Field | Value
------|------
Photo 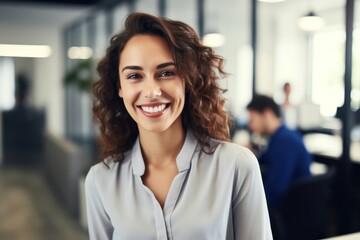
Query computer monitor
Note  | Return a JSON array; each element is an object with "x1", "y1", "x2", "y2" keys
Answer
[{"x1": 298, "y1": 102, "x2": 322, "y2": 130}]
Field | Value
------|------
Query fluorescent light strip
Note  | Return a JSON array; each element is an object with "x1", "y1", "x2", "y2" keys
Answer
[
  {"x1": 202, "y1": 33, "x2": 226, "y2": 48},
  {"x1": 0, "y1": 44, "x2": 52, "y2": 58},
  {"x1": 68, "y1": 47, "x2": 93, "y2": 59}
]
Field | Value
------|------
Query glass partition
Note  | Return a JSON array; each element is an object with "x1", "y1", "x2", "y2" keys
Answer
[
  {"x1": 113, "y1": 4, "x2": 129, "y2": 34},
  {"x1": 214, "y1": 0, "x2": 251, "y2": 115},
  {"x1": 312, "y1": 2, "x2": 345, "y2": 117},
  {"x1": 257, "y1": 0, "x2": 345, "y2": 119},
  {"x1": 166, "y1": 0, "x2": 198, "y2": 33},
  {"x1": 135, "y1": 0, "x2": 158, "y2": 15}
]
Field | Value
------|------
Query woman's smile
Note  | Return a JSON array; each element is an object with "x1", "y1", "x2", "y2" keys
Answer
[
  {"x1": 118, "y1": 34, "x2": 185, "y2": 133},
  {"x1": 137, "y1": 102, "x2": 171, "y2": 118}
]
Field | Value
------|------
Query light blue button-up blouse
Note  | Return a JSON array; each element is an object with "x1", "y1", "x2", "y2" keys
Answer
[{"x1": 85, "y1": 131, "x2": 272, "y2": 240}]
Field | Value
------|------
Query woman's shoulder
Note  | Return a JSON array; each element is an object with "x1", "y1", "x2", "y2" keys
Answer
[
  {"x1": 85, "y1": 151, "x2": 133, "y2": 200},
  {"x1": 214, "y1": 142, "x2": 263, "y2": 197},
  {"x1": 87, "y1": 151, "x2": 131, "y2": 180},
  {"x1": 214, "y1": 140, "x2": 259, "y2": 170}
]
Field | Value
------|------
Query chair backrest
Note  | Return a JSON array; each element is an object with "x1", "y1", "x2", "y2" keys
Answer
[
  {"x1": 2, "y1": 107, "x2": 45, "y2": 166},
  {"x1": 278, "y1": 167, "x2": 336, "y2": 240}
]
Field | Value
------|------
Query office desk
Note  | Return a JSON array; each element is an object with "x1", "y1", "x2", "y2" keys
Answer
[
  {"x1": 232, "y1": 130, "x2": 360, "y2": 163},
  {"x1": 303, "y1": 133, "x2": 360, "y2": 164},
  {"x1": 322, "y1": 232, "x2": 360, "y2": 240}
]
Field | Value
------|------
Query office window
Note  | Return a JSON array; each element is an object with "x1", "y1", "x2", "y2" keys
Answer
[
  {"x1": 135, "y1": 0, "x2": 157, "y2": 15},
  {"x1": 166, "y1": 0, "x2": 197, "y2": 33},
  {"x1": 0, "y1": 58, "x2": 15, "y2": 110},
  {"x1": 113, "y1": 4, "x2": 128, "y2": 34},
  {"x1": 312, "y1": 29, "x2": 360, "y2": 116},
  {"x1": 94, "y1": 12, "x2": 107, "y2": 60},
  {"x1": 312, "y1": 30, "x2": 345, "y2": 116}
]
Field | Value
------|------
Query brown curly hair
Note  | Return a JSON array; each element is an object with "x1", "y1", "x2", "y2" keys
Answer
[{"x1": 93, "y1": 12, "x2": 230, "y2": 162}]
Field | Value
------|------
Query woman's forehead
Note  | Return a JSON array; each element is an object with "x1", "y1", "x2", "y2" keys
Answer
[{"x1": 119, "y1": 34, "x2": 174, "y2": 68}]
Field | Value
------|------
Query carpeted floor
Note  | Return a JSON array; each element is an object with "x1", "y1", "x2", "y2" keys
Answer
[{"x1": 0, "y1": 167, "x2": 88, "y2": 240}]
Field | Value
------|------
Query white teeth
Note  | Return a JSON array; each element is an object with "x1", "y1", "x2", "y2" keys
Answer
[{"x1": 141, "y1": 104, "x2": 166, "y2": 113}]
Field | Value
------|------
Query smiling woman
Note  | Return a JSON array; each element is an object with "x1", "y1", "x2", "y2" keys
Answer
[
  {"x1": 86, "y1": 12, "x2": 272, "y2": 240},
  {"x1": 118, "y1": 34, "x2": 185, "y2": 134}
]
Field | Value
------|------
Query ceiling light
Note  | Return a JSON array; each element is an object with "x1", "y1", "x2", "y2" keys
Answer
[
  {"x1": 68, "y1": 47, "x2": 93, "y2": 59},
  {"x1": 202, "y1": 33, "x2": 226, "y2": 48},
  {"x1": 0, "y1": 44, "x2": 52, "y2": 58},
  {"x1": 298, "y1": 11, "x2": 325, "y2": 32}
]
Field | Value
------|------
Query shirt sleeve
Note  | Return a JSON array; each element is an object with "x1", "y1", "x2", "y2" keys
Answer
[
  {"x1": 232, "y1": 148, "x2": 273, "y2": 240},
  {"x1": 85, "y1": 166, "x2": 114, "y2": 240}
]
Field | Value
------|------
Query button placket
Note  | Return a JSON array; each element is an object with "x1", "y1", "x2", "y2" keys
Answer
[
  {"x1": 163, "y1": 170, "x2": 189, "y2": 240},
  {"x1": 139, "y1": 176, "x2": 168, "y2": 240}
]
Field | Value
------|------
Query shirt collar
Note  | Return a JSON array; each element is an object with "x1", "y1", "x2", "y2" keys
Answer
[
  {"x1": 275, "y1": 124, "x2": 286, "y2": 134},
  {"x1": 270, "y1": 124, "x2": 286, "y2": 140},
  {"x1": 131, "y1": 130, "x2": 198, "y2": 176}
]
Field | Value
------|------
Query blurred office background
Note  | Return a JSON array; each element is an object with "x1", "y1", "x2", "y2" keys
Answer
[{"x1": 0, "y1": 0, "x2": 360, "y2": 239}]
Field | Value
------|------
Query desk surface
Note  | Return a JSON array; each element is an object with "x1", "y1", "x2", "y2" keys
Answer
[
  {"x1": 232, "y1": 130, "x2": 360, "y2": 163},
  {"x1": 322, "y1": 232, "x2": 360, "y2": 240},
  {"x1": 303, "y1": 133, "x2": 360, "y2": 163}
]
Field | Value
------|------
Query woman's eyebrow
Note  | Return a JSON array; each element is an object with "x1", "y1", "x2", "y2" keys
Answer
[
  {"x1": 121, "y1": 66, "x2": 142, "y2": 72},
  {"x1": 156, "y1": 62, "x2": 175, "y2": 69},
  {"x1": 121, "y1": 62, "x2": 175, "y2": 72}
]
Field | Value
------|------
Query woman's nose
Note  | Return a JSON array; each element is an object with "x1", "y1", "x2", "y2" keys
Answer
[{"x1": 145, "y1": 80, "x2": 162, "y2": 98}]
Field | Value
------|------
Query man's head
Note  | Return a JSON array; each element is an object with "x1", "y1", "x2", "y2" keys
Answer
[
  {"x1": 15, "y1": 74, "x2": 30, "y2": 104},
  {"x1": 246, "y1": 95, "x2": 282, "y2": 135}
]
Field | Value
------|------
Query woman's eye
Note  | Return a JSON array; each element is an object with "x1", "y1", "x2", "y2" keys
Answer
[
  {"x1": 127, "y1": 73, "x2": 141, "y2": 80},
  {"x1": 159, "y1": 71, "x2": 175, "y2": 78}
]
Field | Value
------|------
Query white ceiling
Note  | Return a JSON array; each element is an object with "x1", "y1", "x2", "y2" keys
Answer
[
  {"x1": 0, "y1": 0, "x2": 353, "y2": 28},
  {"x1": 0, "y1": 2, "x2": 91, "y2": 27}
]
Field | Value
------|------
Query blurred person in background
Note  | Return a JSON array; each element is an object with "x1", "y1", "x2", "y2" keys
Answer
[
  {"x1": 85, "y1": 13, "x2": 272, "y2": 240},
  {"x1": 246, "y1": 95, "x2": 312, "y2": 209},
  {"x1": 281, "y1": 82, "x2": 298, "y2": 129},
  {"x1": 282, "y1": 82, "x2": 291, "y2": 108},
  {"x1": 2, "y1": 74, "x2": 45, "y2": 167}
]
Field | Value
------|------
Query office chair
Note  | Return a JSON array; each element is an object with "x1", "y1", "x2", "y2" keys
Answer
[
  {"x1": 2, "y1": 107, "x2": 45, "y2": 167},
  {"x1": 271, "y1": 167, "x2": 336, "y2": 240}
]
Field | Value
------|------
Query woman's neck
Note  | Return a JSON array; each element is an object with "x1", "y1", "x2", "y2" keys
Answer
[{"x1": 138, "y1": 122, "x2": 186, "y2": 168}]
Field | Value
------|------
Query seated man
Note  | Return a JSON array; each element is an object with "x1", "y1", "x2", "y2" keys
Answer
[
  {"x1": 246, "y1": 95, "x2": 312, "y2": 209},
  {"x1": 2, "y1": 74, "x2": 45, "y2": 166}
]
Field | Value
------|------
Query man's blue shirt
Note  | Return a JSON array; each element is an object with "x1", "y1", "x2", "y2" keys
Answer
[{"x1": 259, "y1": 124, "x2": 312, "y2": 208}]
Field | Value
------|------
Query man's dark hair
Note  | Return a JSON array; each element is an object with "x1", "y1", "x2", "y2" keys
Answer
[
  {"x1": 246, "y1": 95, "x2": 281, "y2": 118},
  {"x1": 15, "y1": 74, "x2": 31, "y2": 101}
]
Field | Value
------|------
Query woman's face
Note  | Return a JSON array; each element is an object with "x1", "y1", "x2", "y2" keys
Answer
[{"x1": 118, "y1": 34, "x2": 185, "y2": 134}]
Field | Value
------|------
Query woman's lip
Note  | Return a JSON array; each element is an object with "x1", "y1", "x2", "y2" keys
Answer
[
  {"x1": 139, "y1": 106, "x2": 167, "y2": 118},
  {"x1": 137, "y1": 102, "x2": 170, "y2": 107},
  {"x1": 137, "y1": 103, "x2": 170, "y2": 118}
]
